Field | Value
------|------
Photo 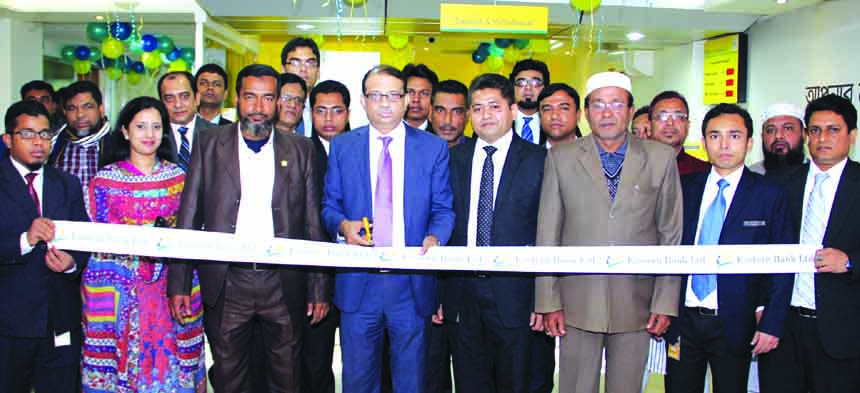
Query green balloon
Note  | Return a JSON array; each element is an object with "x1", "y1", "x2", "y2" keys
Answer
[
  {"x1": 86, "y1": 22, "x2": 109, "y2": 43},
  {"x1": 89, "y1": 47, "x2": 102, "y2": 62},
  {"x1": 157, "y1": 36, "x2": 175, "y2": 54},
  {"x1": 105, "y1": 67, "x2": 123, "y2": 81},
  {"x1": 128, "y1": 38, "x2": 144, "y2": 55},
  {"x1": 181, "y1": 48, "x2": 195, "y2": 63},
  {"x1": 61, "y1": 45, "x2": 76, "y2": 62}
]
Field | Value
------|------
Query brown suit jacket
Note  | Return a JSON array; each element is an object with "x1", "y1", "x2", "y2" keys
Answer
[
  {"x1": 535, "y1": 134, "x2": 682, "y2": 333},
  {"x1": 166, "y1": 123, "x2": 329, "y2": 311}
]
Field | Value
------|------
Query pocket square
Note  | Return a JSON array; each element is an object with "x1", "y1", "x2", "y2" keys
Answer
[{"x1": 743, "y1": 220, "x2": 766, "y2": 227}]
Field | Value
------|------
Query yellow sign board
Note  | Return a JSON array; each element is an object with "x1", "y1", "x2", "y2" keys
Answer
[
  {"x1": 440, "y1": 4, "x2": 548, "y2": 34},
  {"x1": 703, "y1": 34, "x2": 741, "y2": 105}
]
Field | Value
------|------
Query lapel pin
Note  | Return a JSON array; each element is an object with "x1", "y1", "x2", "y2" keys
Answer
[{"x1": 280, "y1": 160, "x2": 288, "y2": 168}]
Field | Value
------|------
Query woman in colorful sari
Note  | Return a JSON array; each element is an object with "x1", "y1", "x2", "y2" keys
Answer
[{"x1": 81, "y1": 96, "x2": 205, "y2": 393}]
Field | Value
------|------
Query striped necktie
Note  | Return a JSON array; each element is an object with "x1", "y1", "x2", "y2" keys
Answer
[{"x1": 177, "y1": 126, "x2": 191, "y2": 171}]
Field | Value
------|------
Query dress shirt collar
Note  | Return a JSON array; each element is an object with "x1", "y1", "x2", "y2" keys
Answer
[
  {"x1": 475, "y1": 129, "x2": 514, "y2": 158},
  {"x1": 810, "y1": 157, "x2": 848, "y2": 180},
  {"x1": 705, "y1": 164, "x2": 744, "y2": 190},
  {"x1": 9, "y1": 156, "x2": 44, "y2": 180},
  {"x1": 370, "y1": 121, "x2": 406, "y2": 143},
  {"x1": 172, "y1": 115, "x2": 197, "y2": 133}
]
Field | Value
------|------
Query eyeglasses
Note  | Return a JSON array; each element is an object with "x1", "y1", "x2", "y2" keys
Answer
[
  {"x1": 15, "y1": 130, "x2": 53, "y2": 140},
  {"x1": 279, "y1": 94, "x2": 304, "y2": 105},
  {"x1": 655, "y1": 111, "x2": 688, "y2": 122},
  {"x1": 589, "y1": 101, "x2": 627, "y2": 112},
  {"x1": 514, "y1": 78, "x2": 544, "y2": 88},
  {"x1": 407, "y1": 89, "x2": 432, "y2": 99},
  {"x1": 287, "y1": 58, "x2": 318, "y2": 69},
  {"x1": 313, "y1": 107, "x2": 347, "y2": 116},
  {"x1": 365, "y1": 92, "x2": 406, "y2": 102}
]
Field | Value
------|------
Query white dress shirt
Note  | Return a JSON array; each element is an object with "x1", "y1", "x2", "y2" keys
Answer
[
  {"x1": 301, "y1": 100, "x2": 313, "y2": 138},
  {"x1": 684, "y1": 166, "x2": 745, "y2": 310},
  {"x1": 514, "y1": 109, "x2": 540, "y2": 145},
  {"x1": 416, "y1": 119, "x2": 429, "y2": 131},
  {"x1": 171, "y1": 115, "x2": 198, "y2": 151},
  {"x1": 791, "y1": 158, "x2": 847, "y2": 309},
  {"x1": 467, "y1": 130, "x2": 513, "y2": 247},
  {"x1": 369, "y1": 123, "x2": 406, "y2": 247},
  {"x1": 234, "y1": 126, "x2": 276, "y2": 239},
  {"x1": 318, "y1": 136, "x2": 330, "y2": 156}
]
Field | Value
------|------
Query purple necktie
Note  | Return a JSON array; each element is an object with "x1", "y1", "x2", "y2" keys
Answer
[
  {"x1": 25, "y1": 172, "x2": 41, "y2": 216},
  {"x1": 374, "y1": 136, "x2": 393, "y2": 246}
]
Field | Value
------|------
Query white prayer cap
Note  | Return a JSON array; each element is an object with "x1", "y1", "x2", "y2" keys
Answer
[
  {"x1": 761, "y1": 103, "x2": 805, "y2": 126},
  {"x1": 585, "y1": 71, "x2": 632, "y2": 97}
]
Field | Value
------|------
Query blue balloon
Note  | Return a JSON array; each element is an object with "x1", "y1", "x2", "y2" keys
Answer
[
  {"x1": 140, "y1": 34, "x2": 158, "y2": 52},
  {"x1": 494, "y1": 38, "x2": 512, "y2": 48},
  {"x1": 110, "y1": 22, "x2": 132, "y2": 41},
  {"x1": 131, "y1": 61, "x2": 146, "y2": 74},
  {"x1": 478, "y1": 42, "x2": 491, "y2": 52},
  {"x1": 472, "y1": 50, "x2": 487, "y2": 64},
  {"x1": 94, "y1": 57, "x2": 115, "y2": 69},
  {"x1": 115, "y1": 55, "x2": 132, "y2": 70},
  {"x1": 74, "y1": 45, "x2": 92, "y2": 61},
  {"x1": 166, "y1": 48, "x2": 182, "y2": 62}
]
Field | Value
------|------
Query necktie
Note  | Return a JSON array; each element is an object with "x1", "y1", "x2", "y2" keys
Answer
[
  {"x1": 796, "y1": 172, "x2": 829, "y2": 308},
  {"x1": 374, "y1": 136, "x2": 393, "y2": 247},
  {"x1": 297, "y1": 120, "x2": 306, "y2": 137},
  {"x1": 600, "y1": 151, "x2": 624, "y2": 201},
  {"x1": 177, "y1": 126, "x2": 191, "y2": 171},
  {"x1": 521, "y1": 117, "x2": 534, "y2": 143},
  {"x1": 476, "y1": 146, "x2": 498, "y2": 247},
  {"x1": 25, "y1": 172, "x2": 41, "y2": 216},
  {"x1": 692, "y1": 178, "x2": 729, "y2": 301}
]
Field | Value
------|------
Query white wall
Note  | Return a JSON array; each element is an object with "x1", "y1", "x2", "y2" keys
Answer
[
  {"x1": 0, "y1": 16, "x2": 44, "y2": 113},
  {"x1": 747, "y1": 0, "x2": 860, "y2": 162}
]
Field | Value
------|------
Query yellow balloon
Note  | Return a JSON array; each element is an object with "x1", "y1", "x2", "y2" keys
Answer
[
  {"x1": 486, "y1": 55, "x2": 503, "y2": 72},
  {"x1": 570, "y1": 0, "x2": 601, "y2": 12},
  {"x1": 168, "y1": 59, "x2": 189, "y2": 72},
  {"x1": 503, "y1": 48, "x2": 520, "y2": 64},
  {"x1": 105, "y1": 67, "x2": 123, "y2": 81},
  {"x1": 388, "y1": 34, "x2": 409, "y2": 50},
  {"x1": 344, "y1": 0, "x2": 365, "y2": 5},
  {"x1": 142, "y1": 51, "x2": 163, "y2": 70},
  {"x1": 101, "y1": 38, "x2": 125, "y2": 59},
  {"x1": 127, "y1": 72, "x2": 143, "y2": 85},
  {"x1": 73, "y1": 60, "x2": 92, "y2": 75}
]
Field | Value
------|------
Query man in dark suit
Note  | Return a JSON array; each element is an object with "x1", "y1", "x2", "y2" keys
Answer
[
  {"x1": 195, "y1": 63, "x2": 233, "y2": 126},
  {"x1": 296, "y1": 79, "x2": 351, "y2": 393},
  {"x1": 664, "y1": 103, "x2": 795, "y2": 393},
  {"x1": 322, "y1": 64, "x2": 455, "y2": 393},
  {"x1": 0, "y1": 100, "x2": 90, "y2": 393},
  {"x1": 158, "y1": 71, "x2": 214, "y2": 172},
  {"x1": 166, "y1": 64, "x2": 330, "y2": 393},
  {"x1": 759, "y1": 94, "x2": 860, "y2": 393},
  {"x1": 439, "y1": 73, "x2": 546, "y2": 393}
]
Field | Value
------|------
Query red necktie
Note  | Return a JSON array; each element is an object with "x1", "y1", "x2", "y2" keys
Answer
[{"x1": 25, "y1": 172, "x2": 41, "y2": 216}]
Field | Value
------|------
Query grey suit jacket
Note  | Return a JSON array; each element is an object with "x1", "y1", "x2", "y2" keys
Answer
[
  {"x1": 535, "y1": 134, "x2": 682, "y2": 333},
  {"x1": 166, "y1": 123, "x2": 329, "y2": 310}
]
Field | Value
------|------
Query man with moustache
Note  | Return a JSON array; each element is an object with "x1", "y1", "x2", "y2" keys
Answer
[
  {"x1": 430, "y1": 79, "x2": 470, "y2": 149},
  {"x1": 275, "y1": 73, "x2": 308, "y2": 135},
  {"x1": 538, "y1": 83, "x2": 582, "y2": 148},
  {"x1": 402, "y1": 63, "x2": 438, "y2": 131},
  {"x1": 322, "y1": 64, "x2": 454, "y2": 393},
  {"x1": 158, "y1": 71, "x2": 214, "y2": 172},
  {"x1": 281, "y1": 37, "x2": 321, "y2": 138},
  {"x1": 537, "y1": 72, "x2": 682, "y2": 393},
  {"x1": 509, "y1": 59, "x2": 550, "y2": 145},
  {"x1": 442, "y1": 72, "x2": 547, "y2": 393},
  {"x1": 301, "y1": 79, "x2": 350, "y2": 393},
  {"x1": 749, "y1": 103, "x2": 806, "y2": 175},
  {"x1": 632, "y1": 106, "x2": 651, "y2": 139},
  {"x1": 195, "y1": 63, "x2": 233, "y2": 126},
  {"x1": 167, "y1": 64, "x2": 329, "y2": 393},
  {"x1": 20, "y1": 80, "x2": 62, "y2": 130},
  {"x1": 0, "y1": 100, "x2": 90, "y2": 393},
  {"x1": 48, "y1": 80, "x2": 111, "y2": 192},
  {"x1": 650, "y1": 90, "x2": 710, "y2": 176}
]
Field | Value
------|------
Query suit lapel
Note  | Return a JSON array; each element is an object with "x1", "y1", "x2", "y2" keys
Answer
[
  {"x1": 824, "y1": 160, "x2": 860, "y2": 244},
  {"x1": 684, "y1": 171, "x2": 708, "y2": 244},
  {"x1": 616, "y1": 136, "x2": 646, "y2": 205},
  {"x1": 217, "y1": 125, "x2": 242, "y2": 193},
  {"x1": 721, "y1": 168, "x2": 754, "y2": 237},
  {"x1": 0, "y1": 159, "x2": 39, "y2": 219},
  {"x1": 354, "y1": 127, "x2": 373, "y2": 215},
  {"x1": 787, "y1": 164, "x2": 811, "y2": 234},
  {"x1": 40, "y1": 167, "x2": 65, "y2": 219},
  {"x1": 271, "y1": 132, "x2": 295, "y2": 207},
  {"x1": 403, "y1": 127, "x2": 421, "y2": 230},
  {"x1": 495, "y1": 135, "x2": 525, "y2": 214},
  {"x1": 577, "y1": 135, "x2": 608, "y2": 191}
]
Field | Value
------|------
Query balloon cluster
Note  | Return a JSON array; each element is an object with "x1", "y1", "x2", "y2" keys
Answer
[
  {"x1": 60, "y1": 21, "x2": 195, "y2": 84},
  {"x1": 471, "y1": 39, "x2": 531, "y2": 72},
  {"x1": 570, "y1": 0, "x2": 601, "y2": 13}
]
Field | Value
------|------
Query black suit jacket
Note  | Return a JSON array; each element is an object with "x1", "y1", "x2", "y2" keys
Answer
[
  {"x1": 217, "y1": 116, "x2": 233, "y2": 126},
  {"x1": 0, "y1": 158, "x2": 90, "y2": 338},
  {"x1": 778, "y1": 160, "x2": 860, "y2": 359},
  {"x1": 442, "y1": 133, "x2": 546, "y2": 327},
  {"x1": 666, "y1": 168, "x2": 795, "y2": 354},
  {"x1": 166, "y1": 115, "x2": 215, "y2": 163}
]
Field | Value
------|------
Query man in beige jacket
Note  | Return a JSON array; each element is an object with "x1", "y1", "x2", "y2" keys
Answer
[{"x1": 536, "y1": 72, "x2": 683, "y2": 393}]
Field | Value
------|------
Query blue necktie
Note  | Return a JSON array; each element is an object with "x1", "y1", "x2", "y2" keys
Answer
[
  {"x1": 476, "y1": 145, "x2": 497, "y2": 247},
  {"x1": 521, "y1": 117, "x2": 534, "y2": 144},
  {"x1": 177, "y1": 126, "x2": 190, "y2": 171},
  {"x1": 692, "y1": 178, "x2": 729, "y2": 301},
  {"x1": 297, "y1": 120, "x2": 306, "y2": 137},
  {"x1": 600, "y1": 151, "x2": 624, "y2": 201}
]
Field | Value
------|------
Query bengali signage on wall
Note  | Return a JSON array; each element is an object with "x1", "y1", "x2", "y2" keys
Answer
[
  {"x1": 440, "y1": 4, "x2": 548, "y2": 34},
  {"x1": 703, "y1": 34, "x2": 748, "y2": 105}
]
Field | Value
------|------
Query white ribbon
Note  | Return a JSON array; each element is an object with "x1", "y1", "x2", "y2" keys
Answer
[{"x1": 52, "y1": 221, "x2": 817, "y2": 274}]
